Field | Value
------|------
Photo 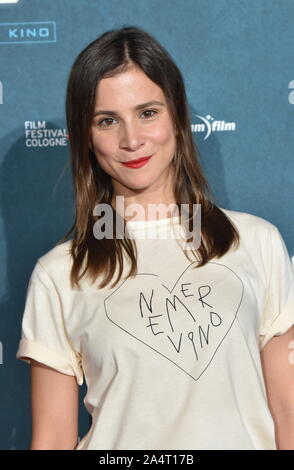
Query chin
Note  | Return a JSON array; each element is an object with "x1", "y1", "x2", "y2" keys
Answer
[
  {"x1": 126, "y1": 182, "x2": 154, "y2": 192},
  {"x1": 122, "y1": 175, "x2": 157, "y2": 190}
]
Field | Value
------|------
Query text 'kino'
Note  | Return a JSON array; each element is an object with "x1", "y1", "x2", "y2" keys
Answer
[{"x1": 8, "y1": 28, "x2": 50, "y2": 39}]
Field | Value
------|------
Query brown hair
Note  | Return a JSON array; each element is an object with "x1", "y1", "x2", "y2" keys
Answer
[{"x1": 57, "y1": 26, "x2": 240, "y2": 289}]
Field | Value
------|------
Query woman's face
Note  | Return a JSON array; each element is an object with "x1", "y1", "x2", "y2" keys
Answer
[{"x1": 90, "y1": 65, "x2": 177, "y2": 201}]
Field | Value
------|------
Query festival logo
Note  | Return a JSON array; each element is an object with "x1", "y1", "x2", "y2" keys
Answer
[
  {"x1": 191, "y1": 114, "x2": 236, "y2": 140},
  {"x1": 0, "y1": 21, "x2": 56, "y2": 44},
  {"x1": 24, "y1": 121, "x2": 67, "y2": 147},
  {"x1": 289, "y1": 80, "x2": 294, "y2": 105}
]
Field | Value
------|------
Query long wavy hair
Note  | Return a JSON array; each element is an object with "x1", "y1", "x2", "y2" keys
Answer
[{"x1": 57, "y1": 26, "x2": 240, "y2": 289}]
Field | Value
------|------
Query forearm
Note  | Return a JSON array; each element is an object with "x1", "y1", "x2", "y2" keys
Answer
[
  {"x1": 30, "y1": 437, "x2": 78, "y2": 450},
  {"x1": 272, "y1": 410, "x2": 294, "y2": 450}
]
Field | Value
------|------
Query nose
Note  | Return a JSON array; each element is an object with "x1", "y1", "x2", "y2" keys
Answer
[{"x1": 119, "y1": 119, "x2": 145, "y2": 151}]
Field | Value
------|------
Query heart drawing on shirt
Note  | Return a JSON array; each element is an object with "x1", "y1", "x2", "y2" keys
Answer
[{"x1": 104, "y1": 261, "x2": 244, "y2": 381}]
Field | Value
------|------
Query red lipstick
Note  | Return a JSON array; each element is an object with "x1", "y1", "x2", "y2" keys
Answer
[{"x1": 121, "y1": 155, "x2": 153, "y2": 169}]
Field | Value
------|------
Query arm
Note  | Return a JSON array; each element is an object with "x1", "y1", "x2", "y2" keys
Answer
[
  {"x1": 260, "y1": 324, "x2": 294, "y2": 450},
  {"x1": 29, "y1": 359, "x2": 79, "y2": 450}
]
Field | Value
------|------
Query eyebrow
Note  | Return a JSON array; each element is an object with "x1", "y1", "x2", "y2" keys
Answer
[{"x1": 93, "y1": 100, "x2": 165, "y2": 117}]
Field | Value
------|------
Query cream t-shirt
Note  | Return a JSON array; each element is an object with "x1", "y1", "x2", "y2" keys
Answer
[{"x1": 16, "y1": 208, "x2": 294, "y2": 450}]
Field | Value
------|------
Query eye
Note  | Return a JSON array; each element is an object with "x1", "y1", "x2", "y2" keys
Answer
[
  {"x1": 97, "y1": 117, "x2": 118, "y2": 127},
  {"x1": 141, "y1": 109, "x2": 158, "y2": 119}
]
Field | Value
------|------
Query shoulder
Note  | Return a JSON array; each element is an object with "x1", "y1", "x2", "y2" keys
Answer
[
  {"x1": 38, "y1": 239, "x2": 73, "y2": 267},
  {"x1": 33, "y1": 239, "x2": 73, "y2": 287},
  {"x1": 219, "y1": 206, "x2": 279, "y2": 239}
]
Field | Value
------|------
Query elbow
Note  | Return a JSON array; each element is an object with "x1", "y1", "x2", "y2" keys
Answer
[{"x1": 270, "y1": 407, "x2": 294, "y2": 450}]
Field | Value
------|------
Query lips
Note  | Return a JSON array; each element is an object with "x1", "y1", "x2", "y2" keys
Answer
[{"x1": 121, "y1": 155, "x2": 153, "y2": 168}]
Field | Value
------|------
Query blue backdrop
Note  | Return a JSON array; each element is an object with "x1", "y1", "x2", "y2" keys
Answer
[{"x1": 0, "y1": 0, "x2": 293, "y2": 450}]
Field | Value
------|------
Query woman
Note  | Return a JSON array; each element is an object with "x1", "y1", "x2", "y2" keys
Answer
[{"x1": 16, "y1": 26, "x2": 294, "y2": 450}]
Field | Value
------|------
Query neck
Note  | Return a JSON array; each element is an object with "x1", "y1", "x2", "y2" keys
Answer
[{"x1": 111, "y1": 169, "x2": 177, "y2": 222}]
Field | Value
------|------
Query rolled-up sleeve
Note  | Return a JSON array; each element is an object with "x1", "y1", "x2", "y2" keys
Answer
[
  {"x1": 259, "y1": 225, "x2": 294, "y2": 350},
  {"x1": 16, "y1": 261, "x2": 84, "y2": 386}
]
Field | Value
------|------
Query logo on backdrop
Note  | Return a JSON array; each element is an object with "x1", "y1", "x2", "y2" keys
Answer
[
  {"x1": 24, "y1": 121, "x2": 68, "y2": 148},
  {"x1": 0, "y1": 21, "x2": 56, "y2": 44},
  {"x1": 191, "y1": 114, "x2": 236, "y2": 140},
  {"x1": 0, "y1": 81, "x2": 3, "y2": 104},
  {"x1": 289, "y1": 80, "x2": 294, "y2": 105}
]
